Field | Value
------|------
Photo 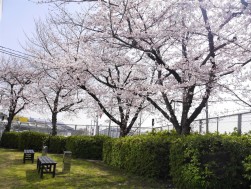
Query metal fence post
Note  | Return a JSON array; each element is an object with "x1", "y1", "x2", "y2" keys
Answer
[
  {"x1": 238, "y1": 114, "x2": 242, "y2": 135},
  {"x1": 199, "y1": 120, "x2": 202, "y2": 134},
  {"x1": 216, "y1": 117, "x2": 219, "y2": 134},
  {"x1": 108, "y1": 118, "x2": 111, "y2": 137},
  {"x1": 96, "y1": 115, "x2": 99, "y2": 135},
  {"x1": 206, "y1": 101, "x2": 209, "y2": 133}
]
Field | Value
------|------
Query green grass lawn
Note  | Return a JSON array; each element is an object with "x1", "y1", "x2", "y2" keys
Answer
[{"x1": 0, "y1": 148, "x2": 172, "y2": 189}]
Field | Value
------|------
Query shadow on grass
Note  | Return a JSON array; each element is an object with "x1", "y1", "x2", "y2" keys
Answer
[
  {"x1": 12, "y1": 158, "x2": 24, "y2": 165},
  {"x1": 26, "y1": 170, "x2": 41, "y2": 182},
  {"x1": 24, "y1": 172, "x2": 132, "y2": 189}
]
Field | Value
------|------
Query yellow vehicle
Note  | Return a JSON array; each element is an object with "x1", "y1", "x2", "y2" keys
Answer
[{"x1": 13, "y1": 115, "x2": 29, "y2": 123}]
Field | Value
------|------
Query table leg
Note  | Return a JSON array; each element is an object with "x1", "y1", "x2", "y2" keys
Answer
[
  {"x1": 32, "y1": 154, "x2": 34, "y2": 163},
  {"x1": 37, "y1": 159, "x2": 41, "y2": 173},
  {"x1": 40, "y1": 165, "x2": 44, "y2": 178},
  {"x1": 53, "y1": 164, "x2": 56, "y2": 178}
]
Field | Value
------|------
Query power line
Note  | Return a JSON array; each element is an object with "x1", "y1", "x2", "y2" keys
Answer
[
  {"x1": 0, "y1": 49, "x2": 30, "y2": 61},
  {"x1": 0, "y1": 46, "x2": 31, "y2": 61},
  {"x1": 0, "y1": 45, "x2": 36, "y2": 58}
]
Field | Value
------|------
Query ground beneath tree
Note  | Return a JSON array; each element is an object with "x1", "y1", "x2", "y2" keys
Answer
[{"x1": 0, "y1": 148, "x2": 174, "y2": 189}]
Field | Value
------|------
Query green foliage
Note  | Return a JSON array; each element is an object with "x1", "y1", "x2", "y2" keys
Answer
[
  {"x1": 0, "y1": 132, "x2": 20, "y2": 149},
  {"x1": 18, "y1": 131, "x2": 49, "y2": 151},
  {"x1": 243, "y1": 155, "x2": 251, "y2": 188},
  {"x1": 65, "y1": 135, "x2": 109, "y2": 160},
  {"x1": 147, "y1": 129, "x2": 178, "y2": 137},
  {"x1": 103, "y1": 134, "x2": 173, "y2": 180},
  {"x1": 48, "y1": 136, "x2": 67, "y2": 154},
  {"x1": 170, "y1": 134, "x2": 251, "y2": 189}
]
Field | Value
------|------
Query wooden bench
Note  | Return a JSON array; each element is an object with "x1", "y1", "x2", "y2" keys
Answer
[
  {"x1": 37, "y1": 156, "x2": 57, "y2": 178},
  {"x1": 23, "y1": 149, "x2": 34, "y2": 163}
]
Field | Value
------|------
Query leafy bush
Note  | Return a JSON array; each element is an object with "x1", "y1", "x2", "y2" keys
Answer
[
  {"x1": 18, "y1": 131, "x2": 49, "y2": 151},
  {"x1": 103, "y1": 134, "x2": 173, "y2": 180},
  {"x1": 170, "y1": 134, "x2": 251, "y2": 189},
  {"x1": 66, "y1": 135, "x2": 109, "y2": 160},
  {"x1": 243, "y1": 155, "x2": 251, "y2": 188},
  {"x1": 48, "y1": 136, "x2": 67, "y2": 154},
  {"x1": 0, "y1": 132, "x2": 20, "y2": 149}
]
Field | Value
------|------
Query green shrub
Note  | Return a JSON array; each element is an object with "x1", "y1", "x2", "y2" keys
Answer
[
  {"x1": 0, "y1": 132, "x2": 20, "y2": 149},
  {"x1": 170, "y1": 134, "x2": 251, "y2": 189},
  {"x1": 65, "y1": 135, "x2": 109, "y2": 160},
  {"x1": 18, "y1": 131, "x2": 49, "y2": 151},
  {"x1": 48, "y1": 136, "x2": 67, "y2": 154},
  {"x1": 243, "y1": 155, "x2": 251, "y2": 188},
  {"x1": 103, "y1": 134, "x2": 173, "y2": 180},
  {"x1": 102, "y1": 138, "x2": 114, "y2": 164}
]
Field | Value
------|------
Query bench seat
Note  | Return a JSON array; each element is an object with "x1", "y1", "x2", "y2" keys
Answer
[
  {"x1": 23, "y1": 149, "x2": 34, "y2": 163},
  {"x1": 37, "y1": 156, "x2": 57, "y2": 178}
]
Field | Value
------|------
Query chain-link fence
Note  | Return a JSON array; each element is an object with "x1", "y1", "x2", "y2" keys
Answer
[
  {"x1": 1, "y1": 111, "x2": 249, "y2": 138},
  {"x1": 0, "y1": 121, "x2": 154, "y2": 138},
  {"x1": 191, "y1": 112, "x2": 251, "y2": 134}
]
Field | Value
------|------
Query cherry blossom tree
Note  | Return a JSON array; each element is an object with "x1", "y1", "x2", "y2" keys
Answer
[
  {"x1": 70, "y1": 49, "x2": 148, "y2": 137},
  {"x1": 26, "y1": 21, "x2": 87, "y2": 136},
  {"x1": 34, "y1": 67, "x2": 84, "y2": 136},
  {"x1": 0, "y1": 56, "x2": 35, "y2": 132},
  {"x1": 26, "y1": 12, "x2": 149, "y2": 136},
  {"x1": 34, "y1": 0, "x2": 251, "y2": 135},
  {"x1": 80, "y1": 0, "x2": 251, "y2": 134}
]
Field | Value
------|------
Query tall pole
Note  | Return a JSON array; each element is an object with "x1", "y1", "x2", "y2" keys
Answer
[
  {"x1": 206, "y1": 101, "x2": 209, "y2": 133},
  {"x1": 108, "y1": 107, "x2": 112, "y2": 137},
  {"x1": 108, "y1": 118, "x2": 111, "y2": 137},
  {"x1": 199, "y1": 120, "x2": 202, "y2": 134},
  {"x1": 139, "y1": 112, "x2": 142, "y2": 135},
  {"x1": 216, "y1": 117, "x2": 219, "y2": 134},
  {"x1": 238, "y1": 114, "x2": 242, "y2": 135},
  {"x1": 96, "y1": 114, "x2": 99, "y2": 135}
]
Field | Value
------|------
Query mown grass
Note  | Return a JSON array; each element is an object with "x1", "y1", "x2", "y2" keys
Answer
[{"x1": 0, "y1": 148, "x2": 172, "y2": 189}]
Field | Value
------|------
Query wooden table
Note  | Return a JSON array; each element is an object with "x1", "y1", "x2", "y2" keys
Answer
[
  {"x1": 37, "y1": 156, "x2": 57, "y2": 178},
  {"x1": 23, "y1": 149, "x2": 34, "y2": 163}
]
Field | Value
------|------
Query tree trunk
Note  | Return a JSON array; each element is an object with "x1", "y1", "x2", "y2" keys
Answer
[
  {"x1": 51, "y1": 113, "x2": 57, "y2": 136},
  {"x1": 4, "y1": 112, "x2": 14, "y2": 132},
  {"x1": 181, "y1": 123, "x2": 191, "y2": 135},
  {"x1": 119, "y1": 128, "x2": 128, "y2": 137},
  {"x1": 119, "y1": 123, "x2": 129, "y2": 137}
]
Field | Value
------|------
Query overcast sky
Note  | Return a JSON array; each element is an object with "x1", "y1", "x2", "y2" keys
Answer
[{"x1": 0, "y1": 0, "x2": 50, "y2": 52}]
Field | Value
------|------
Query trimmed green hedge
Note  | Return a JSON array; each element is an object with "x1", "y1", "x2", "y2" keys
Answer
[
  {"x1": 0, "y1": 131, "x2": 108, "y2": 159},
  {"x1": 48, "y1": 136, "x2": 67, "y2": 154},
  {"x1": 0, "y1": 132, "x2": 20, "y2": 149},
  {"x1": 2, "y1": 130, "x2": 251, "y2": 188},
  {"x1": 170, "y1": 134, "x2": 251, "y2": 189},
  {"x1": 243, "y1": 154, "x2": 251, "y2": 188},
  {"x1": 65, "y1": 135, "x2": 109, "y2": 160},
  {"x1": 103, "y1": 134, "x2": 173, "y2": 180},
  {"x1": 18, "y1": 131, "x2": 49, "y2": 151}
]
